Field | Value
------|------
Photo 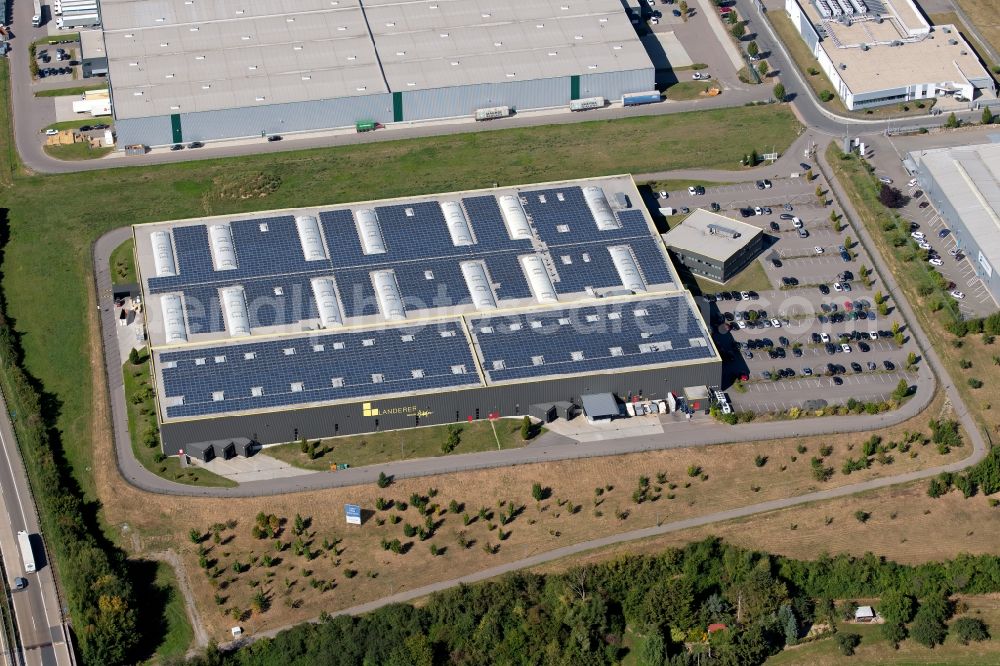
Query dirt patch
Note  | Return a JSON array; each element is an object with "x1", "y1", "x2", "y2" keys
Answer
[{"x1": 93, "y1": 368, "x2": 964, "y2": 642}]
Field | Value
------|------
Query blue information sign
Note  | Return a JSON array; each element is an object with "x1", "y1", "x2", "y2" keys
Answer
[{"x1": 345, "y1": 504, "x2": 361, "y2": 525}]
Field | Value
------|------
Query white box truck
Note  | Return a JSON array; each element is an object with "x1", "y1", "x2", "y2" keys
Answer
[
  {"x1": 17, "y1": 531, "x2": 36, "y2": 573},
  {"x1": 31, "y1": 0, "x2": 42, "y2": 26}
]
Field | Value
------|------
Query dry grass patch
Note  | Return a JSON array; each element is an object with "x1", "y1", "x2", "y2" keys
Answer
[
  {"x1": 953, "y1": 0, "x2": 1000, "y2": 61},
  {"x1": 100, "y1": 394, "x2": 962, "y2": 641}
]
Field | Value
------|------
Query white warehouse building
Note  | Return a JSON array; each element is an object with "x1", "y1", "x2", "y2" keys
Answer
[
  {"x1": 784, "y1": 0, "x2": 995, "y2": 110},
  {"x1": 94, "y1": 0, "x2": 656, "y2": 147}
]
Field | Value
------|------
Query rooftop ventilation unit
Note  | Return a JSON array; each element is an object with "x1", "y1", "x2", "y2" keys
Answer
[
  {"x1": 708, "y1": 224, "x2": 741, "y2": 239},
  {"x1": 948, "y1": 38, "x2": 958, "y2": 45},
  {"x1": 295, "y1": 215, "x2": 328, "y2": 261},
  {"x1": 208, "y1": 224, "x2": 238, "y2": 271},
  {"x1": 608, "y1": 245, "x2": 646, "y2": 292},
  {"x1": 460, "y1": 261, "x2": 498, "y2": 310},
  {"x1": 371, "y1": 270, "x2": 405, "y2": 319},
  {"x1": 440, "y1": 201, "x2": 475, "y2": 246},
  {"x1": 354, "y1": 209, "x2": 386, "y2": 255},
  {"x1": 583, "y1": 186, "x2": 621, "y2": 231},
  {"x1": 150, "y1": 230, "x2": 177, "y2": 277},
  {"x1": 519, "y1": 254, "x2": 558, "y2": 303},
  {"x1": 160, "y1": 293, "x2": 188, "y2": 344},
  {"x1": 310, "y1": 277, "x2": 344, "y2": 328},
  {"x1": 498, "y1": 195, "x2": 532, "y2": 240},
  {"x1": 220, "y1": 286, "x2": 251, "y2": 337}
]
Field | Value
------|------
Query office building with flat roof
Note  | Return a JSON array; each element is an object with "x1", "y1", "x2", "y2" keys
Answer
[
  {"x1": 661, "y1": 209, "x2": 763, "y2": 283},
  {"x1": 784, "y1": 0, "x2": 995, "y2": 110}
]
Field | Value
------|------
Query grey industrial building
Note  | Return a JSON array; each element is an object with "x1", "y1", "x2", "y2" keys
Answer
[
  {"x1": 661, "y1": 209, "x2": 763, "y2": 283},
  {"x1": 97, "y1": 0, "x2": 655, "y2": 148},
  {"x1": 79, "y1": 30, "x2": 108, "y2": 78},
  {"x1": 133, "y1": 175, "x2": 722, "y2": 457},
  {"x1": 908, "y1": 142, "x2": 1000, "y2": 308}
]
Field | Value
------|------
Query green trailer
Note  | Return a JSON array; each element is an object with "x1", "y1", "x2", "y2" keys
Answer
[{"x1": 355, "y1": 120, "x2": 380, "y2": 133}]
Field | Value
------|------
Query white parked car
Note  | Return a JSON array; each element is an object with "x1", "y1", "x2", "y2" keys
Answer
[
  {"x1": 659, "y1": 190, "x2": 667, "y2": 199},
  {"x1": 929, "y1": 257, "x2": 943, "y2": 266},
  {"x1": 754, "y1": 206, "x2": 764, "y2": 216},
  {"x1": 833, "y1": 283, "x2": 843, "y2": 292},
  {"x1": 911, "y1": 231, "x2": 926, "y2": 240},
  {"x1": 868, "y1": 331, "x2": 878, "y2": 340},
  {"x1": 792, "y1": 217, "x2": 803, "y2": 228},
  {"x1": 650, "y1": 16, "x2": 659, "y2": 24},
  {"x1": 814, "y1": 246, "x2": 824, "y2": 255},
  {"x1": 878, "y1": 176, "x2": 893, "y2": 185},
  {"x1": 950, "y1": 290, "x2": 966, "y2": 300},
  {"x1": 841, "y1": 344, "x2": 852, "y2": 353},
  {"x1": 44, "y1": 128, "x2": 58, "y2": 136},
  {"x1": 692, "y1": 72, "x2": 711, "y2": 80},
  {"x1": 821, "y1": 332, "x2": 831, "y2": 342},
  {"x1": 687, "y1": 186, "x2": 698, "y2": 195},
  {"x1": 741, "y1": 291, "x2": 750, "y2": 300},
  {"x1": 770, "y1": 318, "x2": 781, "y2": 328},
  {"x1": 908, "y1": 178, "x2": 918, "y2": 188},
  {"x1": 918, "y1": 241, "x2": 931, "y2": 250},
  {"x1": 737, "y1": 320, "x2": 747, "y2": 329}
]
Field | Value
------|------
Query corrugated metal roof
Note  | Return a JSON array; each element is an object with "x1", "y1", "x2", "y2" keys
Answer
[{"x1": 101, "y1": 0, "x2": 652, "y2": 119}]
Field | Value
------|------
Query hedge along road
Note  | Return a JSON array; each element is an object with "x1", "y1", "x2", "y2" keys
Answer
[{"x1": 94, "y1": 137, "x2": 986, "y2": 500}]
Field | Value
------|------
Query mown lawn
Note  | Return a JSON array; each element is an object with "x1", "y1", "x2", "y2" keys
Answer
[
  {"x1": 34, "y1": 83, "x2": 107, "y2": 97},
  {"x1": 266, "y1": 419, "x2": 536, "y2": 470},
  {"x1": 42, "y1": 142, "x2": 113, "y2": 161},
  {"x1": 123, "y1": 353, "x2": 235, "y2": 488},
  {"x1": 110, "y1": 239, "x2": 136, "y2": 285}
]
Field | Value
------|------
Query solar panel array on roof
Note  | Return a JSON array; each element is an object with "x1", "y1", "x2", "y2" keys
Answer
[
  {"x1": 145, "y1": 184, "x2": 675, "y2": 336},
  {"x1": 470, "y1": 295, "x2": 713, "y2": 383},
  {"x1": 158, "y1": 319, "x2": 480, "y2": 418}
]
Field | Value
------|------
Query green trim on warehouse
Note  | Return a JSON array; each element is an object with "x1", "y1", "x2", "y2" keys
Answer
[
  {"x1": 392, "y1": 92, "x2": 404, "y2": 122},
  {"x1": 570, "y1": 75, "x2": 581, "y2": 100},
  {"x1": 170, "y1": 114, "x2": 182, "y2": 143}
]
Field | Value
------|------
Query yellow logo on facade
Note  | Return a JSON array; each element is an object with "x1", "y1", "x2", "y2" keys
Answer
[{"x1": 362, "y1": 402, "x2": 433, "y2": 418}]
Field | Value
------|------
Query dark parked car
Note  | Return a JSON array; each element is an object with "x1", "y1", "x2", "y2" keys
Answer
[
  {"x1": 832, "y1": 376, "x2": 843, "y2": 385},
  {"x1": 710, "y1": 202, "x2": 721, "y2": 212},
  {"x1": 851, "y1": 362, "x2": 862, "y2": 373},
  {"x1": 267, "y1": 134, "x2": 283, "y2": 142},
  {"x1": 769, "y1": 221, "x2": 780, "y2": 232},
  {"x1": 858, "y1": 342, "x2": 870, "y2": 352},
  {"x1": 79, "y1": 125, "x2": 92, "y2": 132},
  {"x1": 771, "y1": 258, "x2": 782, "y2": 268},
  {"x1": 919, "y1": 201, "x2": 930, "y2": 208},
  {"x1": 883, "y1": 360, "x2": 895, "y2": 370},
  {"x1": 171, "y1": 144, "x2": 184, "y2": 151},
  {"x1": 819, "y1": 284, "x2": 830, "y2": 295},
  {"x1": 188, "y1": 141, "x2": 204, "y2": 148},
  {"x1": 740, "y1": 208, "x2": 753, "y2": 218}
]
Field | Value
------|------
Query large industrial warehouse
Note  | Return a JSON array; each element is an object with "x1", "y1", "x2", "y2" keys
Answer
[
  {"x1": 97, "y1": 0, "x2": 655, "y2": 147},
  {"x1": 134, "y1": 175, "x2": 722, "y2": 456},
  {"x1": 908, "y1": 142, "x2": 1000, "y2": 308}
]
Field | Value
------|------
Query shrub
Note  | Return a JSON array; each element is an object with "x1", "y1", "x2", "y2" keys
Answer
[
  {"x1": 854, "y1": 510, "x2": 870, "y2": 523},
  {"x1": 754, "y1": 455, "x2": 767, "y2": 467},
  {"x1": 686, "y1": 465, "x2": 702, "y2": 478},
  {"x1": 773, "y1": 83, "x2": 786, "y2": 101},
  {"x1": 377, "y1": 471, "x2": 391, "y2": 488},
  {"x1": 952, "y1": 617, "x2": 989, "y2": 644},
  {"x1": 835, "y1": 632, "x2": 861, "y2": 656},
  {"x1": 968, "y1": 378, "x2": 983, "y2": 389},
  {"x1": 818, "y1": 90, "x2": 834, "y2": 102}
]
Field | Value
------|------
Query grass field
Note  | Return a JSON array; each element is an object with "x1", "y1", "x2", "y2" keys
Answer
[
  {"x1": 692, "y1": 259, "x2": 772, "y2": 295},
  {"x1": 123, "y1": 354, "x2": 235, "y2": 488},
  {"x1": 266, "y1": 420, "x2": 535, "y2": 471},
  {"x1": 110, "y1": 239, "x2": 136, "y2": 285},
  {"x1": 827, "y1": 146, "x2": 1000, "y2": 453},
  {"x1": 142, "y1": 561, "x2": 195, "y2": 660},
  {"x1": 43, "y1": 142, "x2": 113, "y2": 161},
  {"x1": 955, "y1": 0, "x2": 1000, "y2": 61},
  {"x1": 31, "y1": 33, "x2": 80, "y2": 47},
  {"x1": 664, "y1": 81, "x2": 717, "y2": 101},
  {"x1": 34, "y1": 83, "x2": 107, "y2": 98}
]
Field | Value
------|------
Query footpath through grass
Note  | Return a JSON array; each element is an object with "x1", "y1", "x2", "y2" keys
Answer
[
  {"x1": 123, "y1": 353, "x2": 235, "y2": 487},
  {"x1": 266, "y1": 420, "x2": 536, "y2": 470}
]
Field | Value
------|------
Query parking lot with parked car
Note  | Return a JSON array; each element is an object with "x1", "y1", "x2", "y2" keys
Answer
[{"x1": 655, "y1": 174, "x2": 923, "y2": 415}]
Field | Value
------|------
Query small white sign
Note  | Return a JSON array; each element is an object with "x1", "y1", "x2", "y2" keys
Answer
[{"x1": 979, "y1": 250, "x2": 993, "y2": 278}]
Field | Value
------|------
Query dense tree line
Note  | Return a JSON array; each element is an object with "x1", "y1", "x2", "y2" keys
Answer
[
  {"x1": 181, "y1": 538, "x2": 1000, "y2": 666},
  {"x1": 0, "y1": 223, "x2": 139, "y2": 664}
]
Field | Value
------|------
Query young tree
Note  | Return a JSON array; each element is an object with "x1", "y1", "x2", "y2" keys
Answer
[
  {"x1": 952, "y1": 617, "x2": 990, "y2": 644},
  {"x1": 879, "y1": 589, "x2": 916, "y2": 625},
  {"x1": 520, "y1": 415, "x2": 532, "y2": 440},
  {"x1": 679, "y1": 0, "x2": 689, "y2": 20},
  {"x1": 747, "y1": 41, "x2": 759, "y2": 57},
  {"x1": 757, "y1": 61, "x2": 769, "y2": 78},
  {"x1": 638, "y1": 632, "x2": 666, "y2": 666},
  {"x1": 892, "y1": 379, "x2": 910, "y2": 400},
  {"x1": 944, "y1": 112, "x2": 960, "y2": 128},
  {"x1": 128, "y1": 347, "x2": 142, "y2": 365},
  {"x1": 531, "y1": 482, "x2": 544, "y2": 501},
  {"x1": 878, "y1": 184, "x2": 906, "y2": 208},
  {"x1": 773, "y1": 83, "x2": 786, "y2": 101},
  {"x1": 910, "y1": 596, "x2": 949, "y2": 648},
  {"x1": 731, "y1": 22, "x2": 746, "y2": 40},
  {"x1": 982, "y1": 107, "x2": 995, "y2": 125},
  {"x1": 844, "y1": 235, "x2": 853, "y2": 249},
  {"x1": 377, "y1": 471, "x2": 392, "y2": 488}
]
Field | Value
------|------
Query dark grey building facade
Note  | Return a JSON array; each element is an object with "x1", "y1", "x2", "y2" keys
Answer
[
  {"x1": 667, "y1": 235, "x2": 763, "y2": 283},
  {"x1": 161, "y1": 361, "x2": 721, "y2": 455}
]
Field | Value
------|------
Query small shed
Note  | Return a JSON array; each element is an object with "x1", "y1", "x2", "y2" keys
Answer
[
  {"x1": 581, "y1": 393, "x2": 619, "y2": 421},
  {"x1": 855, "y1": 606, "x2": 876, "y2": 622}
]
